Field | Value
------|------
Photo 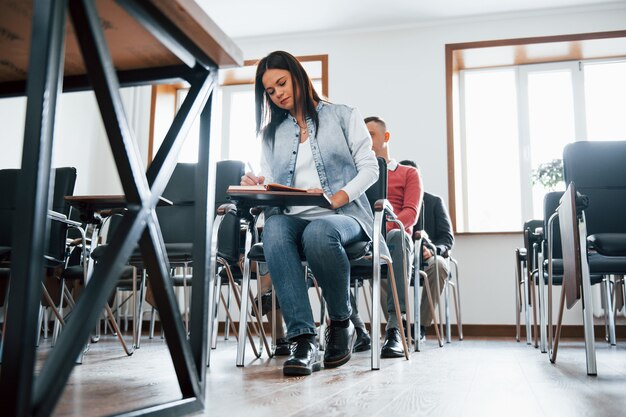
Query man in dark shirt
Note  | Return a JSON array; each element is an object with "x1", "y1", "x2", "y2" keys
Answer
[{"x1": 399, "y1": 160, "x2": 454, "y2": 340}]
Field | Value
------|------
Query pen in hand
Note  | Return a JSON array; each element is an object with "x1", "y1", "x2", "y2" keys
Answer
[{"x1": 244, "y1": 161, "x2": 264, "y2": 185}]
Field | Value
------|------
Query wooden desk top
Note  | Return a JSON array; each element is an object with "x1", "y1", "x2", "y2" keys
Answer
[
  {"x1": 227, "y1": 190, "x2": 332, "y2": 209},
  {"x1": 0, "y1": 0, "x2": 242, "y2": 86}
]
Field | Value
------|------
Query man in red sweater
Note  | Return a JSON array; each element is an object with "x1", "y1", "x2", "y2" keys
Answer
[{"x1": 365, "y1": 116, "x2": 423, "y2": 357}]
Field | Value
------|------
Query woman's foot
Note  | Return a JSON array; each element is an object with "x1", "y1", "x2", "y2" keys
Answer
[
  {"x1": 283, "y1": 337, "x2": 321, "y2": 376},
  {"x1": 323, "y1": 321, "x2": 355, "y2": 368}
]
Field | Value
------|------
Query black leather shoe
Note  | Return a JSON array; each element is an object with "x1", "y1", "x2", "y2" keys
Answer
[
  {"x1": 401, "y1": 318, "x2": 415, "y2": 344},
  {"x1": 274, "y1": 337, "x2": 291, "y2": 356},
  {"x1": 283, "y1": 339, "x2": 321, "y2": 376},
  {"x1": 251, "y1": 290, "x2": 279, "y2": 317},
  {"x1": 381, "y1": 328, "x2": 404, "y2": 358},
  {"x1": 352, "y1": 327, "x2": 371, "y2": 352},
  {"x1": 323, "y1": 322, "x2": 355, "y2": 368}
]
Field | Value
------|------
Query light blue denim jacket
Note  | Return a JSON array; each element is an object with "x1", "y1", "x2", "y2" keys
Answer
[{"x1": 260, "y1": 102, "x2": 379, "y2": 240}]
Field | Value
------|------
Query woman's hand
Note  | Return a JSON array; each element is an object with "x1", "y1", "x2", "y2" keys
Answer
[
  {"x1": 241, "y1": 172, "x2": 265, "y2": 186},
  {"x1": 307, "y1": 189, "x2": 349, "y2": 210}
]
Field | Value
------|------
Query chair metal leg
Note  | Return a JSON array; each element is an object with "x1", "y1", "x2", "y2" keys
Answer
[
  {"x1": 371, "y1": 210, "x2": 384, "y2": 370},
  {"x1": 534, "y1": 252, "x2": 548, "y2": 353},
  {"x1": 356, "y1": 280, "x2": 371, "y2": 327},
  {"x1": 42, "y1": 307, "x2": 50, "y2": 341},
  {"x1": 219, "y1": 291, "x2": 240, "y2": 342},
  {"x1": 444, "y1": 276, "x2": 451, "y2": 343},
  {"x1": 528, "y1": 264, "x2": 539, "y2": 348},
  {"x1": 310, "y1": 273, "x2": 327, "y2": 350},
  {"x1": 92, "y1": 310, "x2": 101, "y2": 343},
  {"x1": 135, "y1": 267, "x2": 146, "y2": 348},
  {"x1": 579, "y1": 223, "x2": 597, "y2": 375},
  {"x1": 236, "y1": 227, "x2": 254, "y2": 366},
  {"x1": 182, "y1": 266, "x2": 189, "y2": 335},
  {"x1": 422, "y1": 271, "x2": 443, "y2": 347},
  {"x1": 414, "y1": 270, "x2": 420, "y2": 352},
  {"x1": 269, "y1": 281, "x2": 276, "y2": 357},
  {"x1": 104, "y1": 303, "x2": 133, "y2": 356},
  {"x1": 149, "y1": 307, "x2": 156, "y2": 339},
  {"x1": 449, "y1": 258, "x2": 463, "y2": 340},
  {"x1": 548, "y1": 274, "x2": 566, "y2": 365},
  {"x1": 207, "y1": 212, "x2": 224, "y2": 367},
  {"x1": 602, "y1": 276, "x2": 616, "y2": 346},
  {"x1": 613, "y1": 276, "x2": 625, "y2": 327},
  {"x1": 36, "y1": 305, "x2": 44, "y2": 347},
  {"x1": 433, "y1": 253, "x2": 445, "y2": 343},
  {"x1": 210, "y1": 271, "x2": 221, "y2": 349},
  {"x1": 451, "y1": 258, "x2": 463, "y2": 340},
  {"x1": 522, "y1": 255, "x2": 532, "y2": 345},
  {"x1": 52, "y1": 279, "x2": 67, "y2": 347},
  {"x1": 131, "y1": 267, "x2": 137, "y2": 348},
  {"x1": 515, "y1": 249, "x2": 522, "y2": 342},
  {"x1": 224, "y1": 280, "x2": 232, "y2": 340},
  {"x1": 403, "y1": 266, "x2": 413, "y2": 353}
]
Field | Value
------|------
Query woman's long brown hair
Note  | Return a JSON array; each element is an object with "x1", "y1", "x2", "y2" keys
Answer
[{"x1": 254, "y1": 51, "x2": 322, "y2": 147}]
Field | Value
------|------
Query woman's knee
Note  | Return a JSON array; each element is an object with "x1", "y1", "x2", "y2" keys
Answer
[
  {"x1": 263, "y1": 215, "x2": 290, "y2": 240},
  {"x1": 302, "y1": 221, "x2": 341, "y2": 254}
]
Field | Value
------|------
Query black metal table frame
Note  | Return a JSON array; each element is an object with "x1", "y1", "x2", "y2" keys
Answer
[{"x1": 0, "y1": 1, "x2": 219, "y2": 416}]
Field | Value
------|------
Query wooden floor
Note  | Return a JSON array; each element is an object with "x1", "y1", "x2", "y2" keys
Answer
[{"x1": 37, "y1": 332, "x2": 626, "y2": 417}]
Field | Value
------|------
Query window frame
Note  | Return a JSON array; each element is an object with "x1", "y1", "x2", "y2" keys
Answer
[{"x1": 446, "y1": 30, "x2": 626, "y2": 234}]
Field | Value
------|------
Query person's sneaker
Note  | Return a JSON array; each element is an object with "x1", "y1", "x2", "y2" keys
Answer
[
  {"x1": 419, "y1": 325, "x2": 426, "y2": 343},
  {"x1": 323, "y1": 321, "x2": 355, "y2": 368},
  {"x1": 381, "y1": 328, "x2": 404, "y2": 358},
  {"x1": 283, "y1": 338, "x2": 321, "y2": 376},
  {"x1": 274, "y1": 337, "x2": 291, "y2": 356},
  {"x1": 352, "y1": 327, "x2": 371, "y2": 352}
]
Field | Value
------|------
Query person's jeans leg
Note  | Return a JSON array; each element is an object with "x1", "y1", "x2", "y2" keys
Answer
[
  {"x1": 349, "y1": 292, "x2": 366, "y2": 330},
  {"x1": 385, "y1": 229, "x2": 413, "y2": 329},
  {"x1": 263, "y1": 215, "x2": 317, "y2": 340},
  {"x1": 420, "y1": 256, "x2": 449, "y2": 325},
  {"x1": 302, "y1": 215, "x2": 365, "y2": 322}
]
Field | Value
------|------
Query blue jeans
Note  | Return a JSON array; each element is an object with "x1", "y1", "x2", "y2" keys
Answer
[{"x1": 262, "y1": 214, "x2": 366, "y2": 340}]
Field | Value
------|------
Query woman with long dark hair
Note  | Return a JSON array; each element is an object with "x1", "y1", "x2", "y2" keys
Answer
[{"x1": 241, "y1": 51, "x2": 378, "y2": 376}]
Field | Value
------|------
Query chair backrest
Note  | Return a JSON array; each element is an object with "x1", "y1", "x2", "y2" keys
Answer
[
  {"x1": 0, "y1": 167, "x2": 76, "y2": 263},
  {"x1": 563, "y1": 140, "x2": 626, "y2": 235},
  {"x1": 346, "y1": 157, "x2": 388, "y2": 266},
  {"x1": 215, "y1": 160, "x2": 245, "y2": 264},
  {"x1": 108, "y1": 161, "x2": 245, "y2": 260},
  {"x1": 543, "y1": 191, "x2": 564, "y2": 260},
  {"x1": 48, "y1": 167, "x2": 78, "y2": 263},
  {"x1": 419, "y1": 192, "x2": 453, "y2": 242},
  {"x1": 156, "y1": 163, "x2": 197, "y2": 244},
  {"x1": 215, "y1": 160, "x2": 245, "y2": 214},
  {"x1": 365, "y1": 157, "x2": 388, "y2": 210},
  {"x1": 415, "y1": 201, "x2": 425, "y2": 233},
  {"x1": 0, "y1": 169, "x2": 19, "y2": 248}
]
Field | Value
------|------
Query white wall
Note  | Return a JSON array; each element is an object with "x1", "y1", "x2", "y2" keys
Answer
[{"x1": 233, "y1": 4, "x2": 626, "y2": 326}]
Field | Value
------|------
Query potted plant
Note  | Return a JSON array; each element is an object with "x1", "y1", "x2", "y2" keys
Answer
[{"x1": 532, "y1": 158, "x2": 564, "y2": 191}]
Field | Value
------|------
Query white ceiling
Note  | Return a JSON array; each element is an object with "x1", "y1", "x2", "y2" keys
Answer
[{"x1": 197, "y1": 0, "x2": 624, "y2": 39}]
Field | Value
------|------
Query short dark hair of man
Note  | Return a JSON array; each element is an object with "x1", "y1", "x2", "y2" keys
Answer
[{"x1": 364, "y1": 116, "x2": 386, "y2": 131}]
